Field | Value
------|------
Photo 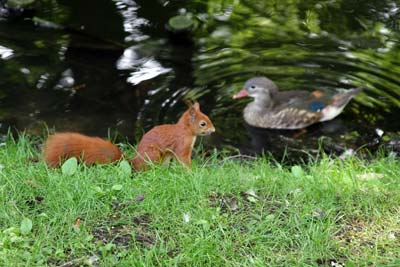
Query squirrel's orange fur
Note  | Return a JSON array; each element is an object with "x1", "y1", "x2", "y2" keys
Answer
[
  {"x1": 131, "y1": 102, "x2": 215, "y2": 170},
  {"x1": 43, "y1": 133, "x2": 123, "y2": 167},
  {"x1": 42, "y1": 102, "x2": 215, "y2": 170}
]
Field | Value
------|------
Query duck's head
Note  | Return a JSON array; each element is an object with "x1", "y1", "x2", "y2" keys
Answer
[{"x1": 233, "y1": 77, "x2": 279, "y2": 102}]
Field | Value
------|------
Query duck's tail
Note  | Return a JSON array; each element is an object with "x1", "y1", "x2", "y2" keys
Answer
[
  {"x1": 332, "y1": 87, "x2": 363, "y2": 107},
  {"x1": 320, "y1": 87, "x2": 362, "y2": 122}
]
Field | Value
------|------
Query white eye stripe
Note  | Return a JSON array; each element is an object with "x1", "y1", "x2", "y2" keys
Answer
[{"x1": 199, "y1": 120, "x2": 207, "y2": 127}]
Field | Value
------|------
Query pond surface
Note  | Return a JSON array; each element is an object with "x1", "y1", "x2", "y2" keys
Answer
[{"x1": 0, "y1": 0, "x2": 399, "y2": 159}]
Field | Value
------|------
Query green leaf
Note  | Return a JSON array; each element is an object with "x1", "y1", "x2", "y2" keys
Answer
[
  {"x1": 93, "y1": 186, "x2": 104, "y2": 194},
  {"x1": 168, "y1": 15, "x2": 193, "y2": 31},
  {"x1": 61, "y1": 157, "x2": 78, "y2": 176},
  {"x1": 111, "y1": 184, "x2": 123, "y2": 191},
  {"x1": 247, "y1": 196, "x2": 258, "y2": 203},
  {"x1": 291, "y1": 165, "x2": 303, "y2": 178},
  {"x1": 20, "y1": 218, "x2": 32, "y2": 235},
  {"x1": 118, "y1": 160, "x2": 132, "y2": 176}
]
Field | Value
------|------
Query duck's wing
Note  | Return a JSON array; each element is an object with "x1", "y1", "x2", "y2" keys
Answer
[
  {"x1": 272, "y1": 90, "x2": 309, "y2": 105},
  {"x1": 273, "y1": 90, "x2": 327, "y2": 112}
]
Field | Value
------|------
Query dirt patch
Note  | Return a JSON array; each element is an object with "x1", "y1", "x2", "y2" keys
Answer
[
  {"x1": 335, "y1": 216, "x2": 400, "y2": 258},
  {"x1": 92, "y1": 214, "x2": 155, "y2": 249},
  {"x1": 25, "y1": 195, "x2": 44, "y2": 208},
  {"x1": 47, "y1": 214, "x2": 154, "y2": 266}
]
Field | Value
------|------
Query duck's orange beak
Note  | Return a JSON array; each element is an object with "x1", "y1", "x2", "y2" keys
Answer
[{"x1": 233, "y1": 89, "x2": 248, "y2": 99}]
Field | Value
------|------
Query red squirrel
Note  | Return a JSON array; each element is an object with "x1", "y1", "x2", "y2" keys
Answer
[
  {"x1": 43, "y1": 102, "x2": 215, "y2": 170},
  {"x1": 43, "y1": 132, "x2": 124, "y2": 167}
]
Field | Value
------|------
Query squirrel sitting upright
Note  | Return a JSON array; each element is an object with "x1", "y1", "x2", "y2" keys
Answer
[
  {"x1": 42, "y1": 101, "x2": 215, "y2": 170},
  {"x1": 131, "y1": 101, "x2": 215, "y2": 170}
]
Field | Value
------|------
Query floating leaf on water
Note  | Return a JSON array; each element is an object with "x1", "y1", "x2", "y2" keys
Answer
[
  {"x1": 33, "y1": 40, "x2": 46, "y2": 48},
  {"x1": 168, "y1": 15, "x2": 194, "y2": 32},
  {"x1": 20, "y1": 218, "x2": 32, "y2": 235},
  {"x1": 61, "y1": 157, "x2": 78, "y2": 175}
]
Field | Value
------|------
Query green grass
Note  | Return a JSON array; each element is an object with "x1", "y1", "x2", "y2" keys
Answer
[{"x1": 0, "y1": 135, "x2": 400, "y2": 266}]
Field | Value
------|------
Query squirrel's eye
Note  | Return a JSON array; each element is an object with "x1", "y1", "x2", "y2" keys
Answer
[
  {"x1": 249, "y1": 85, "x2": 256, "y2": 90},
  {"x1": 199, "y1": 121, "x2": 207, "y2": 127}
]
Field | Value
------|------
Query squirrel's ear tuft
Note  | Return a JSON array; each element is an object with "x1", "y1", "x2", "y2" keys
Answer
[
  {"x1": 184, "y1": 99, "x2": 194, "y2": 107},
  {"x1": 193, "y1": 102, "x2": 200, "y2": 110},
  {"x1": 189, "y1": 105, "x2": 196, "y2": 123}
]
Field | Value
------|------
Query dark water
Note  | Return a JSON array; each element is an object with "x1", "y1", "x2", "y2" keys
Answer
[{"x1": 0, "y1": 0, "x2": 399, "y2": 159}]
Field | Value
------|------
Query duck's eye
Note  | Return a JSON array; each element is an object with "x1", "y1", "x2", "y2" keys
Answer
[
  {"x1": 249, "y1": 85, "x2": 256, "y2": 90},
  {"x1": 199, "y1": 120, "x2": 207, "y2": 127}
]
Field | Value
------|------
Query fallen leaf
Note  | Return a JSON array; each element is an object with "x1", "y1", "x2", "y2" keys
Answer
[
  {"x1": 20, "y1": 218, "x2": 33, "y2": 235},
  {"x1": 111, "y1": 184, "x2": 123, "y2": 191},
  {"x1": 61, "y1": 157, "x2": 78, "y2": 175},
  {"x1": 118, "y1": 160, "x2": 132, "y2": 176},
  {"x1": 245, "y1": 189, "x2": 258, "y2": 198},
  {"x1": 73, "y1": 218, "x2": 81, "y2": 229}
]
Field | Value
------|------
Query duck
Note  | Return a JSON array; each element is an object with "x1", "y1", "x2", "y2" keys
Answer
[{"x1": 233, "y1": 76, "x2": 362, "y2": 129}]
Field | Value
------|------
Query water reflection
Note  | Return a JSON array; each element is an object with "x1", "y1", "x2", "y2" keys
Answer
[
  {"x1": 113, "y1": 0, "x2": 149, "y2": 42},
  {"x1": 190, "y1": 0, "x2": 400, "y2": 156},
  {"x1": 116, "y1": 45, "x2": 171, "y2": 85},
  {"x1": 0, "y1": 45, "x2": 13, "y2": 59}
]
